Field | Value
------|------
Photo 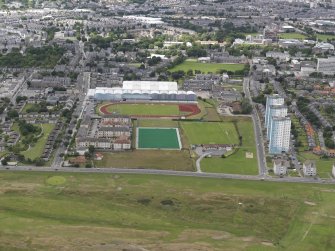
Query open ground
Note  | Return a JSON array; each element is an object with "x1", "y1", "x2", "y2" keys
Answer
[
  {"x1": 0, "y1": 171, "x2": 334, "y2": 251},
  {"x1": 200, "y1": 117, "x2": 259, "y2": 174},
  {"x1": 169, "y1": 59, "x2": 246, "y2": 74}
]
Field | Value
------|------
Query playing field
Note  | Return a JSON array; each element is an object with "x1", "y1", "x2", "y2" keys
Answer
[
  {"x1": 169, "y1": 60, "x2": 246, "y2": 74},
  {"x1": 137, "y1": 127, "x2": 181, "y2": 149},
  {"x1": 99, "y1": 103, "x2": 180, "y2": 116},
  {"x1": 181, "y1": 121, "x2": 239, "y2": 145}
]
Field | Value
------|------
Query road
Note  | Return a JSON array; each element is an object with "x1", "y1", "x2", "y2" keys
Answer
[
  {"x1": 0, "y1": 165, "x2": 332, "y2": 184},
  {"x1": 243, "y1": 77, "x2": 267, "y2": 176}
]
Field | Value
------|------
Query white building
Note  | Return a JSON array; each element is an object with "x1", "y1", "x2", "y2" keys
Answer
[
  {"x1": 273, "y1": 159, "x2": 289, "y2": 176},
  {"x1": 89, "y1": 81, "x2": 196, "y2": 102},
  {"x1": 268, "y1": 116, "x2": 291, "y2": 154},
  {"x1": 303, "y1": 160, "x2": 317, "y2": 177},
  {"x1": 267, "y1": 105, "x2": 288, "y2": 138},
  {"x1": 265, "y1": 95, "x2": 285, "y2": 128},
  {"x1": 317, "y1": 57, "x2": 335, "y2": 75}
]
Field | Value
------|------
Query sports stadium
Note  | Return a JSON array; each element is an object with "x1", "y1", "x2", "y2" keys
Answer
[{"x1": 87, "y1": 81, "x2": 197, "y2": 102}]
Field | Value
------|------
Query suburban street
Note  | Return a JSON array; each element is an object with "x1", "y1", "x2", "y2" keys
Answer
[
  {"x1": 0, "y1": 165, "x2": 332, "y2": 184},
  {"x1": 243, "y1": 77, "x2": 267, "y2": 176}
]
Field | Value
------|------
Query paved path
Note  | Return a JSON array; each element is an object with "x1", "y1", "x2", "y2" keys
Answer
[{"x1": 195, "y1": 152, "x2": 212, "y2": 173}]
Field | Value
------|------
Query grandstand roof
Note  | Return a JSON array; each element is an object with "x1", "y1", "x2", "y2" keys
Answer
[{"x1": 122, "y1": 81, "x2": 178, "y2": 92}]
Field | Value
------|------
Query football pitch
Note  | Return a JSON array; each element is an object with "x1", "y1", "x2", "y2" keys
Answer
[{"x1": 136, "y1": 127, "x2": 181, "y2": 149}]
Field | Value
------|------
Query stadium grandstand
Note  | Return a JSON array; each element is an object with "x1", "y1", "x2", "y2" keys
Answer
[{"x1": 87, "y1": 81, "x2": 197, "y2": 102}]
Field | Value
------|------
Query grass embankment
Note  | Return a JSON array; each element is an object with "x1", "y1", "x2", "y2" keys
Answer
[
  {"x1": 21, "y1": 124, "x2": 55, "y2": 160},
  {"x1": 0, "y1": 172, "x2": 334, "y2": 250}
]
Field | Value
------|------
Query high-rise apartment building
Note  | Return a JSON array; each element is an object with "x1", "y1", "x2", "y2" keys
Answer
[
  {"x1": 265, "y1": 94, "x2": 285, "y2": 128},
  {"x1": 268, "y1": 116, "x2": 291, "y2": 154}
]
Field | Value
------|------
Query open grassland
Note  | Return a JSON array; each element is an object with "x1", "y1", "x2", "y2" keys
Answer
[
  {"x1": 0, "y1": 172, "x2": 335, "y2": 250},
  {"x1": 297, "y1": 152, "x2": 333, "y2": 179},
  {"x1": 279, "y1": 32, "x2": 307, "y2": 40},
  {"x1": 278, "y1": 33, "x2": 335, "y2": 42},
  {"x1": 201, "y1": 117, "x2": 258, "y2": 175},
  {"x1": 169, "y1": 60, "x2": 246, "y2": 74},
  {"x1": 316, "y1": 34, "x2": 335, "y2": 41},
  {"x1": 99, "y1": 103, "x2": 180, "y2": 116},
  {"x1": 181, "y1": 121, "x2": 239, "y2": 145},
  {"x1": 21, "y1": 124, "x2": 55, "y2": 160},
  {"x1": 21, "y1": 103, "x2": 36, "y2": 113},
  {"x1": 94, "y1": 150, "x2": 194, "y2": 171}
]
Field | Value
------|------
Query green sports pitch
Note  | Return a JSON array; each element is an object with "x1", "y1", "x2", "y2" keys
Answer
[{"x1": 136, "y1": 127, "x2": 181, "y2": 150}]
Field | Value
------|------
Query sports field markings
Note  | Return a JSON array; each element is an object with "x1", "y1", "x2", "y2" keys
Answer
[{"x1": 218, "y1": 123, "x2": 236, "y2": 145}]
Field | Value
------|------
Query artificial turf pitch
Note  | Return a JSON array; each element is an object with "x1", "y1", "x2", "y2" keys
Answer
[{"x1": 137, "y1": 127, "x2": 181, "y2": 149}]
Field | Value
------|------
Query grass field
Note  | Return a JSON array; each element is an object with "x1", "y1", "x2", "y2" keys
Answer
[
  {"x1": 99, "y1": 103, "x2": 180, "y2": 116},
  {"x1": 181, "y1": 121, "x2": 239, "y2": 145},
  {"x1": 21, "y1": 103, "x2": 36, "y2": 113},
  {"x1": 137, "y1": 127, "x2": 181, "y2": 149},
  {"x1": 278, "y1": 33, "x2": 335, "y2": 42},
  {"x1": 201, "y1": 118, "x2": 258, "y2": 174},
  {"x1": 0, "y1": 172, "x2": 335, "y2": 250},
  {"x1": 94, "y1": 150, "x2": 194, "y2": 171},
  {"x1": 279, "y1": 32, "x2": 307, "y2": 40},
  {"x1": 21, "y1": 124, "x2": 55, "y2": 160},
  {"x1": 169, "y1": 60, "x2": 246, "y2": 74},
  {"x1": 316, "y1": 34, "x2": 335, "y2": 41}
]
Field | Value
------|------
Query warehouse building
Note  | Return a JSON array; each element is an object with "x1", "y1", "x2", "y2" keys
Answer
[{"x1": 88, "y1": 81, "x2": 197, "y2": 102}]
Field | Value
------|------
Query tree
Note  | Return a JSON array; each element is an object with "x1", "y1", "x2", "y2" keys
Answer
[
  {"x1": 7, "y1": 110, "x2": 19, "y2": 119},
  {"x1": 88, "y1": 145, "x2": 95, "y2": 156},
  {"x1": 1, "y1": 158, "x2": 8, "y2": 165},
  {"x1": 241, "y1": 98, "x2": 252, "y2": 114}
]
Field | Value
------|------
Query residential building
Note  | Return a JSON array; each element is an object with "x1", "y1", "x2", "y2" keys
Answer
[
  {"x1": 317, "y1": 57, "x2": 335, "y2": 75},
  {"x1": 303, "y1": 160, "x2": 317, "y2": 177},
  {"x1": 266, "y1": 105, "x2": 288, "y2": 138},
  {"x1": 265, "y1": 95, "x2": 285, "y2": 128},
  {"x1": 273, "y1": 159, "x2": 289, "y2": 176},
  {"x1": 268, "y1": 116, "x2": 291, "y2": 154}
]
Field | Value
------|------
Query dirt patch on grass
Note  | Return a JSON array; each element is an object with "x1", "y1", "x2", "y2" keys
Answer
[{"x1": 304, "y1": 201, "x2": 316, "y2": 206}]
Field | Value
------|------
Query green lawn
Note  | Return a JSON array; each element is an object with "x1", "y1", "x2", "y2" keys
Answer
[
  {"x1": 181, "y1": 121, "x2": 239, "y2": 145},
  {"x1": 279, "y1": 33, "x2": 307, "y2": 40},
  {"x1": 94, "y1": 150, "x2": 194, "y2": 171},
  {"x1": 0, "y1": 172, "x2": 334, "y2": 250},
  {"x1": 21, "y1": 103, "x2": 37, "y2": 113},
  {"x1": 316, "y1": 34, "x2": 335, "y2": 41},
  {"x1": 279, "y1": 33, "x2": 335, "y2": 42},
  {"x1": 201, "y1": 118, "x2": 258, "y2": 175},
  {"x1": 169, "y1": 60, "x2": 246, "y2": 74},
  {"x1": 99, "y1": 103, "x2": 180, "y2": 116},
  {"x1": 21, "y1": 124, "x2": 55, "y2": 160}
]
